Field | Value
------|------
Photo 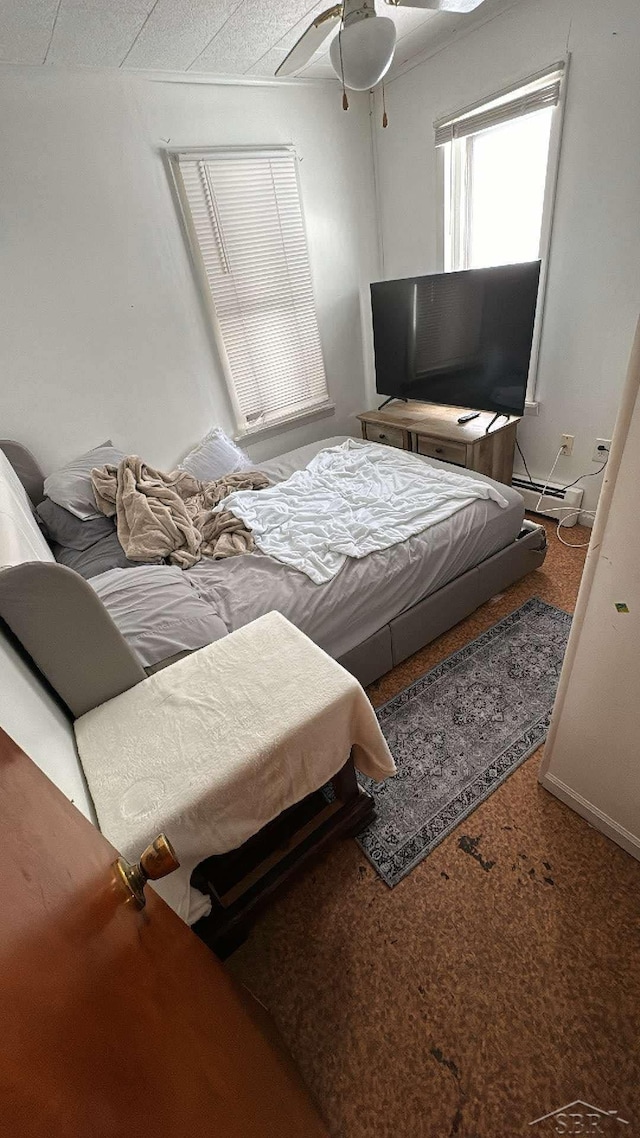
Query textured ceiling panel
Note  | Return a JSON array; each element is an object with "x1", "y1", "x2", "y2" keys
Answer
[
  {"x1": 0, "y1": 0, "x2": 60, "y2": 65},
  {"x1": 190, "y1": 0, "x2": 325, "y2": 73},
  {"x1": 46, "y1": 0, "x2": 155, "y2": 67},
  {"x1": 122, "y1": 0, "x2": 243, "y2": 70},
  {"x1": 2, "y1": 0, "x2": 525, "y2": 77}
]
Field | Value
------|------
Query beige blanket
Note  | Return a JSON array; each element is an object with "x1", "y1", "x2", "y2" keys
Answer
[
  {"x1": 91, "y1": 456, "x2": 269, "y2": 569},
  {"x1": 74, "y1": 611, "x2": 396, "y2": 923}
]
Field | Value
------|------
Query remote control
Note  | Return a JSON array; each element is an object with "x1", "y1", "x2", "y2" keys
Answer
[{"x1": 458, "y1": 411, "x2": 480, "y2": 424}]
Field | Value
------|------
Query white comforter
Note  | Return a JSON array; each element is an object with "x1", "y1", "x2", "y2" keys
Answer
[{"x1": 219, "y1": 439, "x2": 510, "y2": 584}]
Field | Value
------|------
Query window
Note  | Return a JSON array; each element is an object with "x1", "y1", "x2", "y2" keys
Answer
[
  {"x1": 436, "y1": 63, "x2": 566, "y2": 400},
  {"x1": 437, "y1": 64, "x2": 565, "y2": 273},
  {"x1": 171, "y1": 147, "x2": 330, "y2": 435}
]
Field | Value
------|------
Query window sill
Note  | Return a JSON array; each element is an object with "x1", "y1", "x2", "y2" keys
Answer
[{"x1": 234, "y1": 402, "x2": 336, "y2": 445}]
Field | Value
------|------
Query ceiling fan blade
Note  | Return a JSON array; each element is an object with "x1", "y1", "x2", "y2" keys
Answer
[
  {"x1": 275, "y1": 5, "x2": 343, "y2": 76},
  {"x1": 384, "y1": 0, "x2": 486, "y2": 11}
]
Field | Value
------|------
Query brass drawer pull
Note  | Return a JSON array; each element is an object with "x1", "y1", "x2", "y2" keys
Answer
[{"x1": 114, "y1": 834, "x2": 180, "y2": 909}]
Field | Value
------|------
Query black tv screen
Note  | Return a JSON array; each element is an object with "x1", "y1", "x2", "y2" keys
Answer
[{"x1": 370, "y1": 262, "x2": 541, "y2": 417}]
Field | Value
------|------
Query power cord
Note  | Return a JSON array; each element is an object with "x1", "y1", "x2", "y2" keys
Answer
[
  {"x1": 553, "y1": 508, "x2": 596, "y2": 548},
  {"x1": 515, "y1": 439, "x2": 533, "y2": 484},
  {"x1": 534, "y1": 446, "x2": 565, "y2": 512},
  {"x1": 559, "y1": 459, "x2": 608, "y2": 493},
  {"x1": 533, "y1": 447, "x2": 609, "y2": 549}
]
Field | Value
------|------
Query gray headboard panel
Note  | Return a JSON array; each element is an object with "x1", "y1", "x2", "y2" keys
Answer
[
  {"x1": 0, "y1": 562, "x2": 146, "y2": 717},
  {"x1": 0, "y1": 440, "x2": 45, "y2": 506},
  {"x1": 0, "y1": 438, "x2": 147, "y2": 716}
]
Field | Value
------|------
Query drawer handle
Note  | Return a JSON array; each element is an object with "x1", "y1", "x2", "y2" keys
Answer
[
  {"x1": 378, "y1": 433, "x2": 387, "y2": 440},
  {"x1": 435, "y1": 447, "x2": 443, "y2": 454}
]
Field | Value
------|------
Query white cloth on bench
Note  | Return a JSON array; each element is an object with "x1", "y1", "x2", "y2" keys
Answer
[{"x1": 74, "y1": 612, "x2": 395, "y2": 924}]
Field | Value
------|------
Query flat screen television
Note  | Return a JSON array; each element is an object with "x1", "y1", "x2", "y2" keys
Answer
[{"x1": 370, "y1": 261, "x2": 541, "y2": 418}]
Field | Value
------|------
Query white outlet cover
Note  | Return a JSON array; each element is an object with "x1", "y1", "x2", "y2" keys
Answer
[{"x1": 593, "y1": 438, "x2": 611, "y2": 463}]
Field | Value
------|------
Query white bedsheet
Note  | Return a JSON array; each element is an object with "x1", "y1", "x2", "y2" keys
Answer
[{"x1": 219, "y1": 439, "x2": 509, "y2": 584}]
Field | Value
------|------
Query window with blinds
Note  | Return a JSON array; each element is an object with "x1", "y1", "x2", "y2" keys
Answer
[
  {"x1": 434, "y1": 65, "x2": 564, "y2": 148},
  {"x1": 436, "y1": 62, "x2": 565, "y2": 274},
  {"x1": 435, "y1": 62, "x2": 566, "y2": 402},
  {"x1": 172, "y1": 148, "x2": 329, "y2": 434}
]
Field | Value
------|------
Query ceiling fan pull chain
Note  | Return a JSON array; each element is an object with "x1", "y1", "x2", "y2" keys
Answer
[
  {"x1": 382, "y1": 80, "x2": 388, "y2": 128},
  {"x1": 338, "y1": 17, "x2": 349, "y2": 110}
]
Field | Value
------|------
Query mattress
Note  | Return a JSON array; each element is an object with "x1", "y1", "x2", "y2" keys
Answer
[{"x1": 88, "y1": 436, "x2": 524, "y2": 668}]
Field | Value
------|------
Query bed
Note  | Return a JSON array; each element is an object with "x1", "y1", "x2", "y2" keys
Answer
[{"x1": 0, "y1": 434, "x2": 547, "y2": 716}]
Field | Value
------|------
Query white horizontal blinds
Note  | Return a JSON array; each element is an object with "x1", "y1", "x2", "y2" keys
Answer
[
  {"x1": 434, "y1": 65, "x2": 563, "y2": 147},
  {"x1": 412, "y1": 274, "x2": 482, "y2": 374},
  {"x1": 178, "y1": 149, "x2": 328, "y2": 431}
]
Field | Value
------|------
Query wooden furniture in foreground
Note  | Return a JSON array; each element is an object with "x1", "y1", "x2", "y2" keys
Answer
[
  {"x1": 357, "y1": 401, "x2": 521, "y2": 485},
  {"x1": 0, "y1": 726, "x2": 329, "y2": 1138},
  {"x1": 193, "y1": 754, "x2": 374, "y2": 957}
]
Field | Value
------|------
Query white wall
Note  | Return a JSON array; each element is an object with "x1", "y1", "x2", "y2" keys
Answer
[
  {"x1": 540, "y1": 321, "x2": 640, "y2": 857},
  {"x1": 373, "y1": 0, "x2": 640, "y2": 513},
  {"x1": 0, "y1": 67, "x2": 378, "y2": 472},
  {"x1": 0, "y1": 66, "x2": 378, "y2": 782}
]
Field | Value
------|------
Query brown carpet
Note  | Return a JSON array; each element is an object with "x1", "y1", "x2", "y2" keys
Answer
[{"x1": 230, "y1": 518, "x2": 640, "y2": 1138}]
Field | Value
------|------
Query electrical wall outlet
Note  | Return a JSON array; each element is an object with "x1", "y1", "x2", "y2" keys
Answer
[
  {"x1": 593, "y1": 438, "x2": 611, "y2": 463},
  {"x1": 560, "y1": 433, "x2": 574, "y2": 456}
]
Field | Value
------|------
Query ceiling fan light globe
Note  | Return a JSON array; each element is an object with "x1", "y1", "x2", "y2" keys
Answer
[{"x1": 329, "y1": 16, "x2": 396, "y2": 91}]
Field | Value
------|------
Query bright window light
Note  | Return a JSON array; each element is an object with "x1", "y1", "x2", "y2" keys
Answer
[
  {"x1": 467, "y1": 108, "x2": 554, "y2": 269},
  {"x1": 437, "y1": 65, "x2": 566, "y2": 398}
]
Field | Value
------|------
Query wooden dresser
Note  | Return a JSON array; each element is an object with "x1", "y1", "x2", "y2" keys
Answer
[{"x1": 357, "y1": 401, "x2": 521, "y2": 485}]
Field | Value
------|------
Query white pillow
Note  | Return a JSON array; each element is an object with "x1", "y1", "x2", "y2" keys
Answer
[
  {"x1": 178, "y1": 428, "x2": 253, "y2": 482},
  {"x1": 43, "y1": 442, "x2": 126, "y2": 520},
  {"x1": 0, "y1": 449, "x2": 55, "y2": 567}
]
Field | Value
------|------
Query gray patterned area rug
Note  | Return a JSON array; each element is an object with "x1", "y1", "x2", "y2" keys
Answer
[{"x1": 357, "y1": 597, "x2": 572, "y2": 887}]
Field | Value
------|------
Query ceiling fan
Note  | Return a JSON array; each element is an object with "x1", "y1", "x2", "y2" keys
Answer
[{"x1": 275, "y1": 0, "x2": 487, "y2": 92}]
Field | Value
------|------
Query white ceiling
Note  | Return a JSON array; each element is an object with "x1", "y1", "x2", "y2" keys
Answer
[{"x1": 0, "y1": 0, "x2": 523, "y2": 81}]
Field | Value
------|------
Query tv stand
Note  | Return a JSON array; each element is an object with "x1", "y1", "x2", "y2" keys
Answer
[
  {"x1": 356, "y1": 402, "x2": 521, "y2": 485},
  {"x1": 378, "y1": 396, "x2": 408, "y2": 411}
]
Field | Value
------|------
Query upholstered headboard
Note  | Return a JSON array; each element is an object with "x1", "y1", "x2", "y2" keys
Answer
[
  {"x1": 0, "y1": 440, "x2": 45, "y2": 507},
  {"x1": 0, "y1": 440, "x2": 145, "y2": 717}
]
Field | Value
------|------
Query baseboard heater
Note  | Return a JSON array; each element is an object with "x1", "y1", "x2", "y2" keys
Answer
[{"x1": 512, "y1": 476, "x2": 584, "y2": 527}]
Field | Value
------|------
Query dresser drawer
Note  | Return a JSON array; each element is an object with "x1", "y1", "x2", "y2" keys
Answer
[
  {"x1": 417, "y1": 436, "x2": 467, "y2": 466},
  {"x1": 363, "y1": 423, "x2": 406, "y2": 449}
]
